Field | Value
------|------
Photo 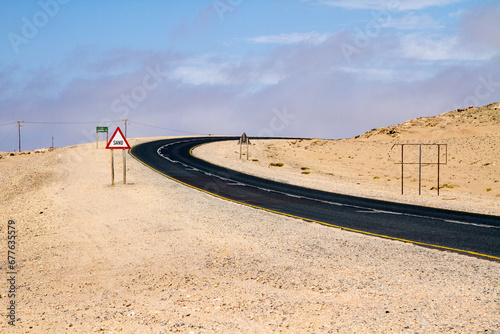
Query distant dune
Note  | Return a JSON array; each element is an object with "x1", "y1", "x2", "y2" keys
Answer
[{"x1": 359, "y1": 102, "x2": 499, "y2": 140}]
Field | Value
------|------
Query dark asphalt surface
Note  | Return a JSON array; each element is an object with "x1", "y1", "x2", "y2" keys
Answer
[{"x1": 130, "y1": 137, "x2": 500, "y2": 260}]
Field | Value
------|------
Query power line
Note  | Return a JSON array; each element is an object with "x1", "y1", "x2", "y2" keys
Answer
[
  {"x1": 24, "y1": 120, "x2": 123, "y2": 125},
  {"x1": 0, "y1": 126, "x2": 15, "y2": 146},
  {"x1": 130, "y1": 121, "x2": 207, "y2": 136},
  {"x1": 1, "y1": 120, "x2": 208, "y2": 151},
  {"x1": 2, "y1": 120, "x2": 202, "y2": 136}
]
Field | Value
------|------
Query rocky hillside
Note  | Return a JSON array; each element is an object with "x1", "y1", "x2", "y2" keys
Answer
[{"x1": 359, "y1": 103, "x2": 500, "y2": 140}]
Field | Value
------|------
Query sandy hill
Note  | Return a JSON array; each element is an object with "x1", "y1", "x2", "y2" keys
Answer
[{"x1": 359, "y1": 102, "x2": 500, "y2": 140}]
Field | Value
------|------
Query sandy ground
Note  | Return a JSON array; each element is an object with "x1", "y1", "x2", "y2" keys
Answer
[
  {"x1": 0, "y1": 106, "x2": 499, "y2": 333},
  {"x1": 194, "y1": 104, "x2": 500, "y2": 215}
]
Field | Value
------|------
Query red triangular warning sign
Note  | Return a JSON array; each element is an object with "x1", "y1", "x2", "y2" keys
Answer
[{"x1": 106, "y1": 127, "x2": 131, "y2": 149}]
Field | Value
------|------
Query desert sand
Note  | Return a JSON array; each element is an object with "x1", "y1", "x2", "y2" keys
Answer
[
  {"x1": 0, "y1": 105, "x2": 499, "y2": 333},
  {"x1": 194, "y1": 103, "x2": 500, "y2": 215}
]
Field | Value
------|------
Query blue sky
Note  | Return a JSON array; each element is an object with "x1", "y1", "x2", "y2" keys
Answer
[{"x1": 1, "y1": 0, "x2": 499, "y2": 151}]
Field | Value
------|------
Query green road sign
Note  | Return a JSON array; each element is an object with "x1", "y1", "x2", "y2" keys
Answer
[{"x1": 96, "y1": 126, "x2": 108, "y2": 133}]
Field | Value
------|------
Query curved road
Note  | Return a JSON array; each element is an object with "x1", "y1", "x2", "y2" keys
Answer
[{"x1": 130, "y1": 137, "x2": 500, "y2": 261}]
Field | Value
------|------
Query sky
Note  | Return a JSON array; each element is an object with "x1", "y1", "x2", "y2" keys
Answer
[{"x1": 0, "y1": 0, "x2": 499, "y2": 151}]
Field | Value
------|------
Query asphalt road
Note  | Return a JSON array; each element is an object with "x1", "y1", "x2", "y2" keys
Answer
[{"x1": 130, "y1": 137, "x2": 500, "y2": 261}]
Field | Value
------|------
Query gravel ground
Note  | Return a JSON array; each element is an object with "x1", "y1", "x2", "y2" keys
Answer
[{"x1": 0, "y1": 138, "x2": 499, "y2": 333}]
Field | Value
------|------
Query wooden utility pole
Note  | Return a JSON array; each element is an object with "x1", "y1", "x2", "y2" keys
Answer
[
  {"x1": 122, "y1": 119, "x2": 129, "y2": 137},
  {"x1": 16, "y1": 121, "x2": 24, "y2": 152}
]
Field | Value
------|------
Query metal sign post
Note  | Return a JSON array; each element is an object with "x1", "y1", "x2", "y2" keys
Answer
[
  {"x1": 106, "y1": 127, "x2": 131, "y2": 186},
  {"x1": 123, "y1": 149, "x2": 127, "y2": 184},
  {"x1": 111, "y1": 149, "x2": 115, "y2": 185},
  {"x1": 389, "y1": 144, "x2": 447, "y2": 195},
  {"x1": 237, "y1": 133, "x2": 251, "y2": 160},
  {"x1": 96, "y1": 126, "x2": 109, "y2": 149}
]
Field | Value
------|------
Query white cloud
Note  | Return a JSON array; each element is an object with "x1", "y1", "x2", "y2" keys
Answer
[
  {"x1": 247, "y1": 32, "x2": 330, "y2": 45},
  {"x1": 382, "y1": 12, "x2": 444, "y2": 30},
  {"x1": 169, "y1": 55, "x2": 235, "y2": 85},
  {"x1": 336, "y1": 66, "x2": 433, "y2": 82},
  {"x1": 399, "y1": 33, "x2": 494, "y2": 60},
  {"x1": 171, "y1": 65, "x2": 229, "y2": 85},
  {"x1": 448, "y1": 9, "x2": 465, "y2": 18},
  {"x1": 170, "y1": 56, "x2": 285, "y2": 87},
  {"x1": 318, "y1": 0, "x2": 469, "y2": 11}
]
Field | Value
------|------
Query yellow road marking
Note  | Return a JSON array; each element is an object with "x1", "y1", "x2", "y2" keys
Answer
[{"x1": 129, "y1": 141, "x2": 500, "y2": 261}]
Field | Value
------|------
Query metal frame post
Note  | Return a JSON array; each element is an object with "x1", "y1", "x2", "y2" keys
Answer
[
  {"x1": 418, "y1": 144, "x2": 422, "y2": 195},
  {"x1": 401, "y1": 145, "x2": 404, "y2": 195},
  {"x1": 390, "y1": 143, "x2": 447, "y2": 196},
  {"x1": 437, "y1": 145, "x2": 440, "y2": 196}
]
